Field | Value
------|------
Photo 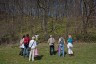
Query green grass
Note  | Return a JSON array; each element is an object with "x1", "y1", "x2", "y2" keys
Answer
[{"x1": 0, "y1": 43, "x2": 96, "y2": 64}]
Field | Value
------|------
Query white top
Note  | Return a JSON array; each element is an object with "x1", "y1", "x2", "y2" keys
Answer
[
  {"x1": 20, "y1": 44, "x2": 24, "y2": 48},
  {"x1": 48, "y1": 37, "x2": 55, "y2": 45},
  {"x1": 20, "y1": 38, "x2": 24, "y2": 48},
  {"x1": 29, "y1": 40, "x2": 37, "y2": 49},
  {"x1": 20, "y1": 38, "x2": 24, "y2": 44}
]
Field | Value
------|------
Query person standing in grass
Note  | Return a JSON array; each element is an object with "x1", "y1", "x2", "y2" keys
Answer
[
  {"x1": 48, "y1": 35, "x2": 55, "y2": 55},
  {"x1": 35, "y1": 34, "x2": 39, "y2": 45},
  {"x1": 23, "y1": 34, "x2": 30, "y2": 57},
  {"x1": 58, "y1": 37, "x2": 65, "y2": 57},
  {"x1": 19, "y1": 35, "x2": 25, "y2": 56},
  {"x1": 29, "y1": 36, "x2": 37, "y2": 61},
  {"x1": 34, "y1": 36, "x2": 39, "y2": 57},
  {"x1": 67, "y1": 34, "x2": 74, "y2": 56},
  {"x1": 35, "y1": 34, "x2": 39, "y2": 41}
]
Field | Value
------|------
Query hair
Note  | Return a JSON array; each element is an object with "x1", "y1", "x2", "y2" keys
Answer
[
  {"x1": 26, "y1": 34, "x2": 29, "y2": 37},
  {"x1": 61, "y1": 37, "x2": 64, "y2": 41},
  {"x1": 22, "y1": 35, "x2": 25, "y2": 38},
  {"x1": 32, "y1": 36, "x2": 35, "y2": 40},
  {"x1": 50, "y1": 35, "x2": 52, "y2": 37}
]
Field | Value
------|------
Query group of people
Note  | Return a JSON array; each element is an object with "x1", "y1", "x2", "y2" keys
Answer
[
  {"x1": 19, "y1": 34, "x2": 74, "y2": 62},
  {"x1": 19, "y1": 34, "x2": 39, "y2": 61},
  {"x1": 48, "y1": 34, "x2": 74, "y2": 57}
]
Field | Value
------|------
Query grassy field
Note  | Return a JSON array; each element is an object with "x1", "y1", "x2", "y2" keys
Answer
[{"x1": 0, "y1": 43, "x2": 96, "y2": 64}]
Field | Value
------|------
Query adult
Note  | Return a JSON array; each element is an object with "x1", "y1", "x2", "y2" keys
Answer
[
  {"x1": 58, "y1": 37, "x2": 65, "y2": 57},
  {"x1": 48, "y1": 35, "x2": 55, "y2": 55},
  {"x1": 19, "y1": 35, "x2": 25, "y2": 56},
  {"x1": 29, "y1": 36, "x2": 37, "y2": 61},
  {"x1": 67, "y1": 35, "x2": 73, "y2": 56},
  {"x1": 23, "y1": 34, "x2": 30, "y2": 57}
]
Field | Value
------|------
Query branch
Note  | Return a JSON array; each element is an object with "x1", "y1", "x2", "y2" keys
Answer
[{"x1": 37, "y1": 0, "x2": 45, "y2": 10}]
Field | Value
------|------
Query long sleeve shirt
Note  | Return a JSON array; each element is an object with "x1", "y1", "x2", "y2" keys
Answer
[
  {"x1": 29, "y1": 40, "x2": 37, "y2": 49},
  {"x1": 48, "y1": 37, "x2": 55, "y2": 45},
  {"x1": 67, "y1": 38, "x2": 73, "y2": 44}
]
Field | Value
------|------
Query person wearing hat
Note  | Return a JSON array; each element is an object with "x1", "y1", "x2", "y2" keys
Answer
[
  {"x1": 29, "y1": 36, "x2": 37, "y2": 61},
  {"x1": 48, "y1": 35, "x2": 55, "y2": 55}
]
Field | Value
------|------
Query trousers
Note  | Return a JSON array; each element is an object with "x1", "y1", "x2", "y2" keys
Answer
[
  {"x1": 58, "y1": 45, "x2": 64, "y2": 57},
  {"x1": 50, "y1": 45, "x2": 54, "y2": 55},
  {"x1": 29, "y1": 49, "x2": 35, "y2": 61},
  {"x1": 67, "y1": 43, "x2": 73, "y2": 54}
]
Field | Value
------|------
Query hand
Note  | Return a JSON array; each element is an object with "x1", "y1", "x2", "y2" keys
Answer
[{"x1": 20, "y1": 43, "x2": 22, "y2": 46}]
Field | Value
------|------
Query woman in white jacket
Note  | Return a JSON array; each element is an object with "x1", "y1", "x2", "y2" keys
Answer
[{"x1": 29, "y1": 36, "x2": 37, "y2": 61}]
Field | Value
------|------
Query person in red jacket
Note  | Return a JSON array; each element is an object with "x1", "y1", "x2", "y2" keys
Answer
[
  {"x1": 24, "y1": 34, "x2": 30, "y2": 48},
  {"x1": 23, "y1": 34, "x2": 30, "y2": 57}
]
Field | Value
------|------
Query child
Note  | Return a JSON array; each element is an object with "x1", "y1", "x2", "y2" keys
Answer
[
  {"x1": 34, "y1": 37, "x2": 39, "y2": 57},
  {"x1": 35, "y1": 34, "x2": 39, "y2": 41},
  {"x1": 58, "y1": 37, "x2": 65, "y2": 57},
  {"x1": 35, "y1": 34, "x2": 39, "y2": 45},
  {"x1": 34, "y1": 48, "x2": 39, "y2": 57},
  {"x1": 67, "y1": 35, "x2": 73, "y2": 56},
  {"x1": 29, "y1": 36, "x2": 37, "y2": 61}
]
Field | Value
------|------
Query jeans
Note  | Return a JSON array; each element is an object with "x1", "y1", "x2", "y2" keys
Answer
[
  {"x1": 58, "y1": 45, "x2": 64, "y2": 57},
  {"x1": 23, "y1": 47, "x2": 29, "y2": 57},
  {"x1": 50, "y1": 45, "x2": 54, "y2": 55}
]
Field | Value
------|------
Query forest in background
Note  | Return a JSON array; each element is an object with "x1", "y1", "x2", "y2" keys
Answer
[{"x1": 0, "y1": 0, "x2": 96, "y2": 44}]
